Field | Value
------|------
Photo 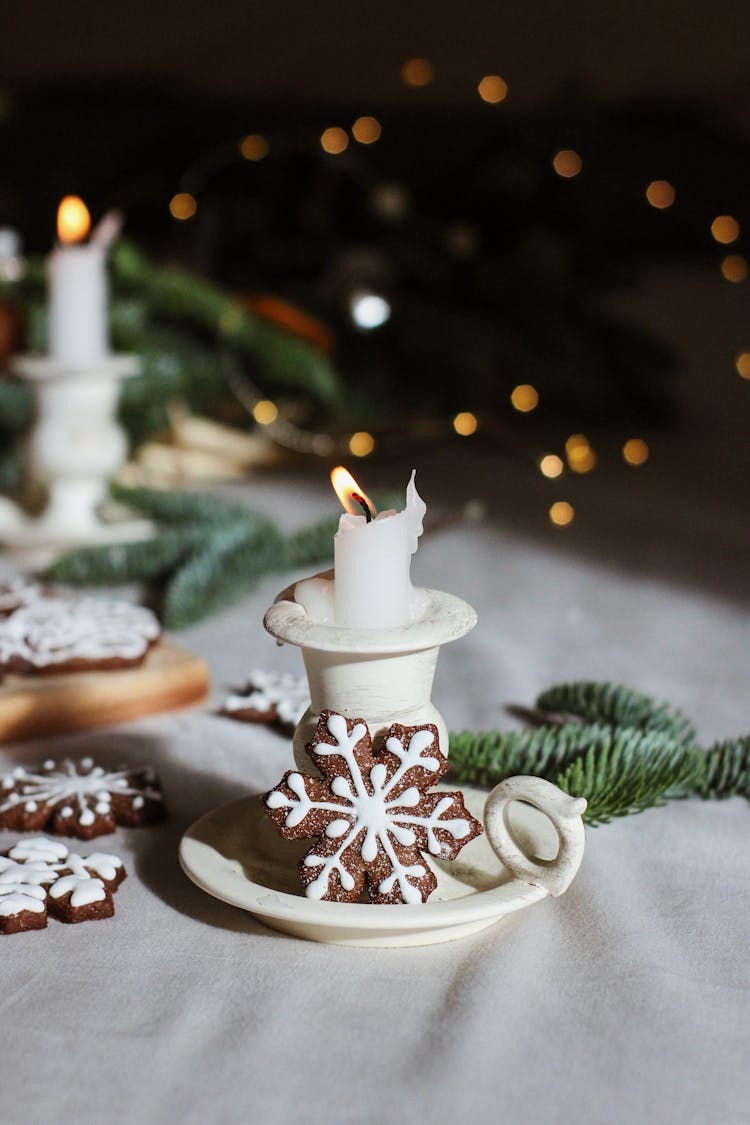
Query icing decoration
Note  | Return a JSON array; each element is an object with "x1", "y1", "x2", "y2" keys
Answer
[
  {"x1": 0, "y1": 836, "x2": 126, "y2": 931},
  {"x1": 0, "y1": 577, "x2": 44, "y2": 617},
  {"x1": 0, "y1": 595, "x2": 160, "y2": 671},
  {"x1": 223, "y1": 669, "x2": 309, "y2": 729},
  {"x1": 264, "y1": 711, "x2": 482, "y2": 904},
  {"x1": 0, "y1": 758, "x2": 164, "y2": 838}
]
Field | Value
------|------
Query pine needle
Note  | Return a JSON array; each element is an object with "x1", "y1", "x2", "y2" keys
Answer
[
  {"x1": 695, "y1": 735, "x2": 750, "y2": 800},
  {"x1": 537, "y1": 680, "x2": 696, "y2": 744}
]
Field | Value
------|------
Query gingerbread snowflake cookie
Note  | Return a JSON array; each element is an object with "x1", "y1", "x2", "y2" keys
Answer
[
  {"x1": 0, "y1": 836, "x2": 126, "y2": 934},
  {"x1": 0, "y1": 595, "x2": 161, "y2": 674},
  {"x1": 222, "y1": 669, "x2": 309, "y2": 733},
  {"x1": 0, "y1": 757, "x2": 165, "y2": 839},
  {"x1": 0, "y1": 576, "x2": 45, "y2": 618},
  {"x1": 264, "y1": 711, "x2": 482, "y2": 904}
]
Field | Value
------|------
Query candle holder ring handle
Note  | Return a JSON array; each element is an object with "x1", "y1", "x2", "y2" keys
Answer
[{"x1": 483, "y1": 776, "x2": 587, "y2": 897}]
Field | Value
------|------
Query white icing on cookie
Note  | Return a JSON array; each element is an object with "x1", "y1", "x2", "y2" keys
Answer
[
  {"x1": 0, "y1": 577, "x2": 44, "y2": 616},
  {"x1": 0, "y1": 759, "x2": 162, "y2": 830},
  {"x1": 265, "y1": 713, "x2": 479, "y2": 904},
  {"x1": 224, "y1": 669, "x2": 309, "y2": 726},
  {"x1": 0, "y1": 596, "x2": 160, "y2": 668},
  {"x1": 0, "y1": 836, "x2": 125, "y2": 923}
]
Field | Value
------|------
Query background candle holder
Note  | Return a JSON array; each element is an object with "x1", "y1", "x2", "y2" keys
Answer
[{"x1": 0, "y1": 353, "x2": 152, "y2": 556}]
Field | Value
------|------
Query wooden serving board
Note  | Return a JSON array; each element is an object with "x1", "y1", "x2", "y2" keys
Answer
[{"x1": 0, "y1": 642, "x2": 209, "y2": 743}]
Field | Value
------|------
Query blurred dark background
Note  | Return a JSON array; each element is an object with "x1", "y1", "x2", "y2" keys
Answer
[{"x1": 0, "y1": 1, "x2": 748, "y2": 587}]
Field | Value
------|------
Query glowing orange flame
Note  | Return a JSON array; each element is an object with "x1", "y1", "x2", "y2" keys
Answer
[
  {"x1": 57, "y1": 196, "x2": 91, "y2": 244},
  {"x1": 331, "y1": 466, "x2": 376, "y2": 517}
]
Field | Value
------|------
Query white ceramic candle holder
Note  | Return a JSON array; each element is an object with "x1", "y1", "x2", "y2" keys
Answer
[
  {"x1": 0, "y1": 354, "x2": 152, "y2": 557},
  {"x1": 179, "y1": 573, "x2": 587, "y2": 945},
  {"x1": 264, "y1": 572, "x2": 477, "y2": 771}
]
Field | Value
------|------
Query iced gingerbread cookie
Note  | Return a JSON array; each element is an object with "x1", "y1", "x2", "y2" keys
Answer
[
  {"x1": 0, "y1": 576, "x2": 45, "y2": 618},
  {"x1": 264, "y1": 710, "x2": 482, "y2": 904},
  {"x1": 222, "y1": 669, "x2": 309, "y2": 733},
  {"x1": 0, "y1": 595, "x2": 161, "y2": 675},
  {"x1": 0, "y1": 836, "x2": 126, "y2": 934},
  {"x1": 0, "y1": 757, "x2": 165, "y2": 839}
]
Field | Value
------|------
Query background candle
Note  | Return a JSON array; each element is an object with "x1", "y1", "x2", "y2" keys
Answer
[
  {"x1": 48, "y1": 196, "x2": 108, "y2": 365},
  {"x1": 332, "y1": 467, "x2": 426, "y2": 628}
]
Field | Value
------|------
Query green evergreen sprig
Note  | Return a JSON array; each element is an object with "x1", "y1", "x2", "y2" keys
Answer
[
  {"x1": 536, "y1": 680, "x2": 696, "y2": 743},
  {"x1": 448, "y1": 680, "x2": 748, "y2": 825}
]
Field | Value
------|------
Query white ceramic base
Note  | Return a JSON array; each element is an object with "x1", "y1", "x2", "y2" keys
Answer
[{"x1": 179, "y1": 781, "x2": 586, "y2": 947}]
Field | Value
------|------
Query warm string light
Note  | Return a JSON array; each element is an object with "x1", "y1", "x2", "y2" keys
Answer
[
  {"x1": 711, "y1": 215, "x2": 739, "y2": 244},
  {"x1": 510, "y1": 384, "x2": 539, "y2": 412},
  {"x1": 735, "y1": 353, "x2": 750, "y2": 380},
  {"x1": 721, "y1": 255, "x2": 747, "y2": 283},
  {"x1": 348, "y1": 431, "x2": 375, "y2": 457},
  {"x1": 453, "y1": 412, "x2": 478, "y2": 436},
  {"x1": 623, "y1": 438, "x2": 649, "y2": 466},
  {"x1": 645, "y1": 180, "x2": 675, "y2": 209},
  {"x1": 252, "y1": 400, "x2": 278, "y2": 425},
  {"x1": 352, "y1": 116, "x2": 382, "y2": 144},
  {"x1": 565, "y1": 434, "x2": 596, "y2": 473},
  {"x1": 539, "y1": 454, "x2": 564, "y2": 479},
  {"x1": 549, "y1": 501, "x2": 574, "y2": 527},
  {"x1": 477, "y1": 75, "x2": 508, "y2": 104},
  {"x1": 320, "y1": 127, "x2": 348, "y2": 155},
  {"x1": 240, "y1": 134, "x2": 269, "y2": 161},
  {"x1": 552, "y1": 150, "x2": 582, "y2": 178},
  {"x1": 169, "y1": 193, "x2": 197, "y2": 220},
  {"x1": 401, "y1": 58, "x2": 434, "y2": 87}
]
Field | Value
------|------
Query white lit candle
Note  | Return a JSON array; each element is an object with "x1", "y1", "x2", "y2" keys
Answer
[
  {"x1": 296, "y1": 467, "x2": 426, "y2": 628},
  {"x1": 48, "y1": 196, "x2": 108, "y2": 365}
]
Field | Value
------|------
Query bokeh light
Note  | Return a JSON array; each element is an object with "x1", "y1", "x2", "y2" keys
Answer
[
  {"x1": 645, "y1": 180, "x2": 675, "y2": 209},
  {"x1": 549, "y1": 501, "x2": 575, "y2": 527},
  {"x1": 349, "y1": 431, "x2": 375, "y2": 457},
  {"x1": 539, "y1": 454, "x2": 564, "y2": 478},
  {"x1": 552, "y1": 150, "x2": 582, "y2": 178},
  {"x1": 721, "y1": 255, "x2": 748, "y2": 282},
  {"x1": 169, "y1": 192, "x2": 197, "y2": 220},
  {"x1": 510, "y1": 384, "x2": 539, "y2": 412},
  {"x1": 320, "y1": 127, "x2": 348, "y2": 154},
  {"x1": 239, "y1": 134, "x2": 269, "y2": 161},
  {"x1": 711, "y1": 215, "x2": 740, "y2": 244},
  {"x1": 565, "y1": 434, "x2": 596, "y2": 473},
  {"x1": 453, "y1": 412, "x2": 478, "y2": 436},
  {"x1": 352, "y1": 116, "x2": 382, "y2": 144},
  {"x1": 478, "y1": 75, "x2": 508, "y2": 103},
  {"x1": 623, "y1": 438, "x2": 649, "y2": 465},
  {"x1": 735, "y1": 352, "x2": 750, "y2": 379},
  {"x1": 401, "y1": 58, "x2": 434, "y2": 87},
  {"x1": 252, "y1": 400, "x2": 278, "y2": 425}
]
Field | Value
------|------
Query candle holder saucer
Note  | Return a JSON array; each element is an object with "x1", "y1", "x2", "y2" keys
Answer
[
  {"x1": 0, "y1": 353, "x2": 153, "y2": 559},
  {"x1": 179, "y1": 777, "x2": 587, "y2": 947}
]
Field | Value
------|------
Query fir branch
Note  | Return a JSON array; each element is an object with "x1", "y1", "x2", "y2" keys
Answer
[
  {"x1": 284, "y1": 516, "x2": 338, "y2": 570},
  {"x1": 47, "y1": 525, "x2": 206, "y2": 584},
  {"x1": 695, "y1": 736, "x2": 750, "y2": 800},
  {"x1": 448, "y1": 724, "x2": 599, "y2": 789},
  {"x1": 556, "y1": 728, "x2": 702, "y2": 825},
  {"x1": 537, "y1": 681, "x2": 696, "y2": 744},
  {"x1": 0, "y1": 377, "x2": 34, "y2": 433},
  {"x1": 109, "y1": 483, "x2": 258, "y2": 527},
  {"x1": 163, "y1": 520, "x2": 284, "y2": 628}
]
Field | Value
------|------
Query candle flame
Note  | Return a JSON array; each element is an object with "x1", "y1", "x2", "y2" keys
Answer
[
  {"x1": 57, "y1": 196, "x2": 91, "y2": 244},
  {"x1": 331, "y1": 466, "x2": 376, "y2": 517}
]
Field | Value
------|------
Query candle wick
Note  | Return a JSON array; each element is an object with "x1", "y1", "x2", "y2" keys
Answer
[{"x1": 351, "y1": 492, "x2": 372, "y2": 523}]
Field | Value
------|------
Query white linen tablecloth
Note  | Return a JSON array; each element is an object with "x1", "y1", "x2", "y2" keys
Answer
[{"x1": 2, "y1": 449, "x2": 748, "y2": 1125}]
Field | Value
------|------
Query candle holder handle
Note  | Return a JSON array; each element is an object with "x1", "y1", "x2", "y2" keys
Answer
[{"x1": 483, "y1": 776, "x2": 587, "y2": 897}]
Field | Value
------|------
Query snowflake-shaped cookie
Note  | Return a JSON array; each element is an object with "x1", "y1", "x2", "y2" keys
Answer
[
  {"x1": 264, "y1": 711, "x2": 482, "y2": 904},
  {"x1": 0, "y1": 836, "x2": 126, "y2": 934},
  {"x1": 0, "y1": 576, "x2": 44, "y2": 618},
  {"x1": 222, "y1": 669, "x2": 309, "y2": 733},
  {"x1": 0, "y1": 757, "x2": 165, "y2": 839},
  {"x1": 0, "y1": 596, "x2": 161, "y2": 674}
]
